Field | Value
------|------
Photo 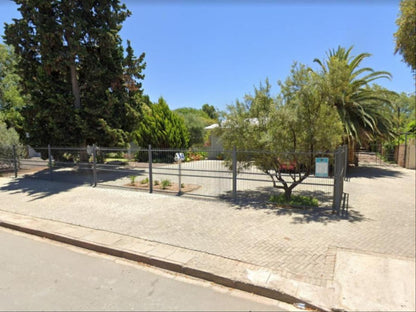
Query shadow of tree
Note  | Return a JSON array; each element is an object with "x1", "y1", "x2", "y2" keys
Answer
[
  {"x1": 347, "y1": 165, "x2": 404, "y2": 179},
  {"x1": 0, "y1": 166, "x2": 146, "y2": 200},
  {"x1": 220, "y1": 187, "x2": 368, "y2": 224}
]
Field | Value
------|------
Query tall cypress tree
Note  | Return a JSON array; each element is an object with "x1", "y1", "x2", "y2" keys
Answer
[{"x1": 4, "y1": 0, "x2": 145, "y2": 148}]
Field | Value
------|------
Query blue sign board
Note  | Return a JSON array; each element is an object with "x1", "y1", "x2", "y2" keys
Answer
[{"x1": 315, "y1": 157, "x2": 329, "y2": 177}]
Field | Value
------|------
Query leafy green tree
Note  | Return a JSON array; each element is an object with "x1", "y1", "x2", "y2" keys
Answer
[
  {"x1": 0, "y1": 119, "x2": 20, "y2": 147},
  {"x1": 174, "y1": 107, "x2": 216, "y2": 146},
  {"x1": 133, "y1": 97, "x2": 189, "y2": 149},
  {"x1": 394, "y1": 0, "x2": 416, "y2": 71},
  {"x1": 221, "y1": 69, "x2": 342, "y2": 200},
  {"x1": 202, "y1": 103, "x2": 219, "y2": 120},
  {"x1": 313, "y1": 46, "x2": 394, "y2": 145},
  {"x1": 0, "y1": 44, "x2": 26, "y2": 133},
  {"x1": 0, "y1": 119, "x2": 24, "y2": 166},
  {"x1": 4, "y1": 0, "x2": 145, "y2": 148}
]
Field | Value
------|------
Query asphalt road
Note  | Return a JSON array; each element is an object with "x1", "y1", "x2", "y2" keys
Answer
[{"x1": 0, "y1": 228, "x2": 291, "y2": 311}]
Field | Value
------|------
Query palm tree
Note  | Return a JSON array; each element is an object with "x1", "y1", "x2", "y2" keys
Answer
[{"x1": 313, "y1": 46, "x2": 395, "y2": 146}]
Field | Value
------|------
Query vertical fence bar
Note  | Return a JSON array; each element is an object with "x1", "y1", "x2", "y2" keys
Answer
[
  {"x1": 148, "y1": 144, "x2": 153, "y2": 193},
  {"x1": 12, "y1": 145, "x2": 18, "y2": 178},
  {"x1": 333, "y1": 148, "x2": 340, "y2": 214},
  {"x1": 232, "y1": 146, "x2": 237, "y2": 201},
  {"x1": 404, "y1": 133, "x2": 408, "y2": 168},
  {"x1": 48, "y1": 144, "x2": 52, "y2": 179},
  {"x1": 344, "y1": 144, "x2": 348, "y2": 178},
  {"x1": 178, "y1": 156, "x2": 182, "y2": 195},
  {"x1": 92, "y1": 144, "x2": 97, "y2": 187},
  {"x1": 332, "y1": 146, "x2": 346, "y2": 215}
]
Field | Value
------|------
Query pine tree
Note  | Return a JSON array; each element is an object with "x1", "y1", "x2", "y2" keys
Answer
[
  {"x1": 133, "y1": 97, "x2": 189, "y2": 149},
  {"x1": 4, "y1": 0, "x2": 145, "y2": 148}
]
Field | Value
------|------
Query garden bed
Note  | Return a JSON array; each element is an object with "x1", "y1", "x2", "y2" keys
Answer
[{"x1": 124, "y1": 181, "x2": 201, "y2": 193}]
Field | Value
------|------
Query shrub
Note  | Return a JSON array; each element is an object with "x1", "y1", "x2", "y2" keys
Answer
[
  {"x1": 129, "y1": 175, "x2": 137, "y2": 185},
  {"x1": 154, "y1": 180, "x2": 159, "y2": 186},
  {"x1": 140, "y1": 177, "x2": 149, "y2": 184},
  {"x1": 270, "y1": 194, "x2": 318, "y2": 208},
  {"x1": 161, "y1": 179, "x2": 171, "y2": 189},
  {"x1": 185, "y1": 151, "x2": 207, "y2": 162}
]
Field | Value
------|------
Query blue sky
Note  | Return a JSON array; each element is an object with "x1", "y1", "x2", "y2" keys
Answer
[{"x1": 1, "y1": 0, "x2": 414, "y2": 111}]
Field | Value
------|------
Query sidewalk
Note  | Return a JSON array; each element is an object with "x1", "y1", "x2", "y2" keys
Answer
[{"x1": 0, "y1": 166, "x2": 415, "y2": 311}]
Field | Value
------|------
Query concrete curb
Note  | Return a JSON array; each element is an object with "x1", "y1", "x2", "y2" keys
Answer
[{"x1": 0, "y1": 215, "x2": 327, "y2": 312}]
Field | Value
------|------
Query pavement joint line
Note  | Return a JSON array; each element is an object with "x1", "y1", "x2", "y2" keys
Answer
[{"x1": 0, "y1": 215, "x2": 327, "y2": 312}]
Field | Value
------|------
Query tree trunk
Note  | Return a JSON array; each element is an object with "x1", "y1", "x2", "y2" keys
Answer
[
  {"x1": 70, "y1": 63, "x2": 81, "y2": 109},
  {"x1": 284, "y1": 187, "x2": 292, "y2": 201}
]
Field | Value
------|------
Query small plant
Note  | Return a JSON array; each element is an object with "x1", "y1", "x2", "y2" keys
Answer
[
  {"x1": 140, "y1": 177, "x2": 149, "y2": 184},
  {"x1": 154, "y1": 180, "x2": 160, "y2": 186},
  {"x1": 216, "y1": 153, "x2": 224, "y2": 160},
  {"x1": 161, "y1": 179, "x2": 171, "y2": 189},
  {"x1": 270, "y1": 194, "x2": 318, "y2": 208},
  {"x1": 185, "y1": 151, "x2": 208, "y2": 162},
  {"x1": 181, "y1": 183, "x2": 185, "y2": 188},
  {"x1": 129, "y1": 175, "x2": 137, "y2": 185}
]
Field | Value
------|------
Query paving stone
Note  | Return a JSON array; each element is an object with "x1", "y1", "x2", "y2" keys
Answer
[{"x1": 0, "y1": 164, "x2": 414, "y2": 290}]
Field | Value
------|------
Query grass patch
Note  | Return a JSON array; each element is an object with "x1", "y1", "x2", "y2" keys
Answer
[{"x1": 270, "y1": 194, "x2": 318, "y2": 208}]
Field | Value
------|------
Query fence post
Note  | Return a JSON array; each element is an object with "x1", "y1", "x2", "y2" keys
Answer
[
  {"x1": 92, "y1": 144, "x2": 97, "y2": 187},
  {"x1": 404, "y1": 133, "x2": 408, "y2": 168},
  {"x1": 148, "y1": 144, "x2": 153, "y2": 193},
  {"x1": 48, "y1": 144, "x2": 52, "y2": 179},
  {"x1": 12, "y1": 145, "x2": 18, "y2": 178},
  {"x1": 232, "y1": 146, "x2": 237, "y2": 202},
  {"x1": 344, "y1": 144, "x2": 348, "y2": 178},
  {"x1": 178, "y1": 156, "x2": 182, "y2": 195},
  {"x1": 333, "y1": 148, "x2": 340, "y2": 214},
  {"x1": 332, "y1": 146, "x2": 346, "y2": 215}
]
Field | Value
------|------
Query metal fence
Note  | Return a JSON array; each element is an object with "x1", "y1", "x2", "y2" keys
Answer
[
  {"x1": 355, "y1": 143, "x2": 396, "y2": 167},
  {"x1": 2, "y1": 144, "x2": 348, "y2": 209}
]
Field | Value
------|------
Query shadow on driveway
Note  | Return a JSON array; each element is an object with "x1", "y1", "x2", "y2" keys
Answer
[
  {"x1": 0, "y1": 167, "x2": 146, "y2": 200},
  {"x1": 347, "y1": 165, "x2": 404, "y2": 179},
  {"x1": 221, "y1": 188, "x2": 369, "y2": 224}
]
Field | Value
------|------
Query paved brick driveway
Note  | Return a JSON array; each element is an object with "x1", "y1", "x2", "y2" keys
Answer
[{"x1": 0, "y1": 164, "x2": 414, "y2": 288}]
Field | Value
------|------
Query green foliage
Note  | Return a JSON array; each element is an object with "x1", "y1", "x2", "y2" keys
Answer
[
  {"x1": 174, "y1": 106, "x2": 217, "y2": 146},
  {"x1": 220, "y1": 71, "x2": 343, "y2": 199},
  {"x1": 0, "y1": 120, "x2": 25, "y2": 168},
  {"x1": 0, "y1": 44, "x2": 26, "y2": 133},
  {"x1": 129, "y1": 175, "x2": 137, "y2": 185},
  {"x1": 140, "y1": 177, "x2": 149, "y2": 184},
  {"x1": 270, "y1": 194, "x2": 318, "y2": 208},
  {"x1": 202, "y1": 104, "x2": 219, "y2": 120},
  {"x1": 313, "y1": 46, "x2": 394, "y2": 144},
  {"x1": 185, "y1": 151, "x2": 207, "y2": 162},
  {"x1": 4, "y1": 0, "x2": 146, "y2": 148},
  {"x1": 0, "y1": 120, "x2": 20, "y2": 147},
  {"x1": 133, "y1": 97, "x2": 189, "y2": 149},
  {"x1": 407, "y1": 120, "x2": 416, "y2": 134},
  {"x1": 154, "y1": 180, "x2": 160, "y2": 186},
  {"x1": 161, "y1": 179, "x2": 171, "y2": 189},
  {"x1": 394, "y1": 0, "x2": 416, "y2": 70}
]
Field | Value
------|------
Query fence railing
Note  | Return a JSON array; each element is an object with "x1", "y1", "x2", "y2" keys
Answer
[{"x1": 1, "y1": 144, "x2": 348, "y2": 209}]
